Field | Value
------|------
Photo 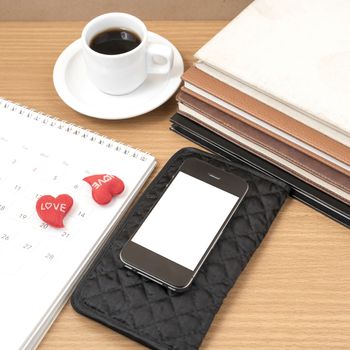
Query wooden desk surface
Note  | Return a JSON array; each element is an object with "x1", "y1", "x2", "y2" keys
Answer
[{"x1": 0, "y1": 21, "x2": 349, "y2": 350}]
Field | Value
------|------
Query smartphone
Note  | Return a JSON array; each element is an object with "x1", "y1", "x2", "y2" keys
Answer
[{"x1": 120, "y1": 158, "x2": 249, "y2": 291}]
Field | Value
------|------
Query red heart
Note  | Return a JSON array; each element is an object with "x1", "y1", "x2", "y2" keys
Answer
[
  {"x1": 36, "y1": 194, "x2": 73, "y2": 228},
  {"x1": 83, "y1": 174, "x2": 124, "y2": 205}
]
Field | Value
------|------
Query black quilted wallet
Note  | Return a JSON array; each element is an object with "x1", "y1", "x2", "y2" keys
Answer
[{"x1": 71, "y1": 147, "x2": 290, "y2": 349}]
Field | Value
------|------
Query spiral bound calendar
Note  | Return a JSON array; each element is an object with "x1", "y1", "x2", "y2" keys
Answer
[{"x1": 0, "y1": 98, "x2": 156, "y2": 350}]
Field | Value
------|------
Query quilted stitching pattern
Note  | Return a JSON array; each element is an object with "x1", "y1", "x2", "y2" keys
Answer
[{"x1": 72, "y1": 148, "x2": 289, "y2": 350}]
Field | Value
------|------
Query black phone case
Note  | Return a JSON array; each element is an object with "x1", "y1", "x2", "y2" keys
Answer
[{"x1": 71, "y1": 147, "x2": 290, "y2": 350}]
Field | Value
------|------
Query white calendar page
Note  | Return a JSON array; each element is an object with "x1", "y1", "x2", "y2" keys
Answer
[{"x1": 0, "y1": 100, "x2": 156, "y2": 350}]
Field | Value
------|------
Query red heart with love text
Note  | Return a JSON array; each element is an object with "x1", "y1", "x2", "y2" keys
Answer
[
  {"x1": 36, "y1": 194, "x2": 73, "y2": 228},
  {"x1": 83, "y1": 174, "x2": 125, "y2": 205}
]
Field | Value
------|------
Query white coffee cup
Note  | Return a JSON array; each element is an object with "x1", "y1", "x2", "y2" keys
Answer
[{"x1": 81, "y1": 13, "x2": 174, "y2": 95}]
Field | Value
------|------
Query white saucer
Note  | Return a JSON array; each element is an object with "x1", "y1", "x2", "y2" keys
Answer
[{"x1": 53, "y1": 32, "x2": 184, "y2": 119}]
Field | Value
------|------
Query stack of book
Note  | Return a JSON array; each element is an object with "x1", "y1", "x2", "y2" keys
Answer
[{"x1": 171, "y1": 0, "x2": 350, "y2": 227}]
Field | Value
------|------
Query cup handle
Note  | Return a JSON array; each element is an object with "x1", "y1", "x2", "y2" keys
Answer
[{"x1": 146, "y1": 43, "x2": 174, "y2": 74}]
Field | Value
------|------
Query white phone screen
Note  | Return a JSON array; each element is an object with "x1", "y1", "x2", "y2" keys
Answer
[{"x1": 131, "y1": 171, "x2": 239, "y2": 271}]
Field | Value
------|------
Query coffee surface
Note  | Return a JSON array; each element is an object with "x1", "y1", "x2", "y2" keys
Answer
[{"x1": 90, "y1": 29, "x2": 141, "y2": 55}]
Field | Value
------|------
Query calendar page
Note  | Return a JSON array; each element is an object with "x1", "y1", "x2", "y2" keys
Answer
[{"x1": 0, "y1": 99, "x2": 156, "y2": 350}]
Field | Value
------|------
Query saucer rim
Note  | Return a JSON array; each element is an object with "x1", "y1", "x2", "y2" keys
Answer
[{"x1": 53, "y1": 32, "x2": 184, "y2": 120}]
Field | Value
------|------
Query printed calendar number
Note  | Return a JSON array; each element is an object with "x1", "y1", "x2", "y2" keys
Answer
[
  {"x1": 44, "y1": 253, "x2": 54, "y2": 261},
  {"x1": 22, "y1": 243, "x2": 32, "y2": 250},
  {"x1": 39, "y1": 222, "x2": 49, "y2": 230},
  {"x1": 61, "y1": 231, "x2": 70, "y2": 239},
  {"x1": 1, "y1": 233, "x2": 9, "y2": 241},
  {"x1": 13, "y1": 184, "x2": 22, "y2": 192},
  {"x1": 18, "y1": 213, "x2": 28, "y2": 220}
]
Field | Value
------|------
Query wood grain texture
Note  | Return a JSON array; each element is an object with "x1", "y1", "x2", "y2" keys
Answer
[
  {"x1": 0, "y1": 21, "x2": 349, "y2": 350},
  {"x1": 0, "y1": 0, "x2": 253, "y2": 20}
]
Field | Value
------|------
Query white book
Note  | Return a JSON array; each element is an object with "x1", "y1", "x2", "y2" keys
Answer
[
  {"x1": 195, "y1": 0, "x2": 350, "y2": 141},
  {"x1": 0, "y1": 98, "x2": 156, "y2": 350}
]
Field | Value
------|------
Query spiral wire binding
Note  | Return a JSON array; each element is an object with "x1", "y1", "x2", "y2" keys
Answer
[{"x1": 0, "y1": 98, "x2": 151, "y2": 162}]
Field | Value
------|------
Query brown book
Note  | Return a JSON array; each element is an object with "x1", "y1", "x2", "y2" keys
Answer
[
  {"x1": 182, "y1": 67, "x2": 350, "y2": 175},
  {"x1": 177, "y1": 90, "x2": 350, "y2": 204}
]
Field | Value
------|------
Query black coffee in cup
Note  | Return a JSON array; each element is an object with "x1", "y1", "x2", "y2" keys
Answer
[{"x1": 90, "y1": 28, "x2": 141, "y2": 55}]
